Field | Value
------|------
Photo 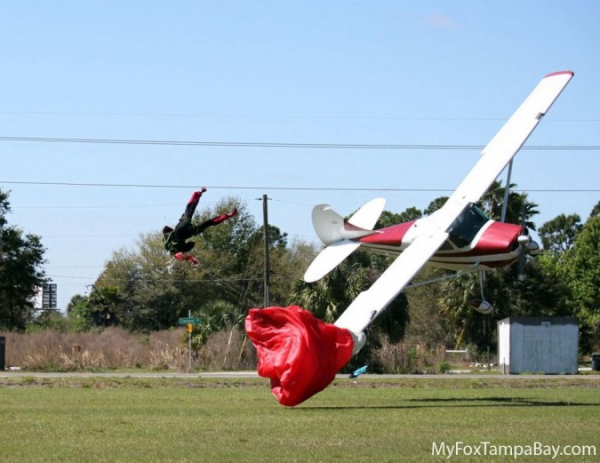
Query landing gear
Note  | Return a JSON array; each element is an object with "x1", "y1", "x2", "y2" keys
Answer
[{"x1": 469, "y1": 271, "x2": 494, "y2": 315}]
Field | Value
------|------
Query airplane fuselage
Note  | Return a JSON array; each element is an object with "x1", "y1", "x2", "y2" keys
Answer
[{"x1": 356, "y1": 205, "x2": 527, "y2": 272}]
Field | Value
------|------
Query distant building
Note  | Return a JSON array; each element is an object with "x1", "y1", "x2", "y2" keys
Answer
[
  {"x1": 497, "y1": 317, "x2": 578, "y2": 374},
  {"x1": 31, "y1": 284, "x2": 57, "y2": 310}
]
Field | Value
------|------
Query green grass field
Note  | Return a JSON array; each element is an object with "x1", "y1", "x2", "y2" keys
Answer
[{"x1": 1, "y1": 376, "x2": 599, "y2": 463}]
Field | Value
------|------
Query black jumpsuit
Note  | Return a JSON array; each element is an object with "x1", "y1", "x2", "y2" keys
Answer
[{"x1": 163, "y1": 190, "x2": 232, "y2": 255}]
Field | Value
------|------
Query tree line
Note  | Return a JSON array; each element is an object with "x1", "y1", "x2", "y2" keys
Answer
[{"x1": 1, "y1": 186, "x2": 599, "y2": 363}]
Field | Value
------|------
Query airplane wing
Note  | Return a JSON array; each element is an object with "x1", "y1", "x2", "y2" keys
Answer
[
  {"x1": 429, "y1": 70, "x2": 574, "y2": 231},
  {"x1": 334, "y1": 71, "x2": 574, "y2": 334}
]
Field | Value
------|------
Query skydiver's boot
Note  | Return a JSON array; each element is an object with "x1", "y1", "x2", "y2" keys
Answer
[
  {"x1": 212, "y1": 208, "x2": 237, "y2": 225},
  {"x1": 189, "y1": 187, "x2": 207, "y2": 204}
]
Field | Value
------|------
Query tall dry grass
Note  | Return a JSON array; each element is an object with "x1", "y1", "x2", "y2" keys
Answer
[
  {"x1": 371, "y1": 337, "x2": 471, "y2": 374},
  {"x1": 196, "y1": 328, "x2": 256, "y2": 370},
  {"x1": 1, "y1": 328, "x2": 461, "y2": 373},
  {"x1": 0, "y1": 327, "x2": 256, "y2": 372}
]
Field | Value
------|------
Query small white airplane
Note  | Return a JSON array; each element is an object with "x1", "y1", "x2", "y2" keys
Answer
[{"x1": 304, "y1": 70, "x2": 574, "y2": 354}]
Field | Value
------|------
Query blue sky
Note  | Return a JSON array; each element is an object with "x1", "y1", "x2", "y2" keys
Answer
[{"x1": 1, "y1": 1, "x2": 599, "y2": 311}]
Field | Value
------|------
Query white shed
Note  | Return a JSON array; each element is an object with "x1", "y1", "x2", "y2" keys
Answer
[{"x1": 497, "y1": 317, "x2": 578, "y2": 374}]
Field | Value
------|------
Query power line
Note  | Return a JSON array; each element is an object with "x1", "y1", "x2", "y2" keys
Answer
[
  {"x1": 47, "y1": 273, "x2": 271, "y2": 284},
  {"x1": 0, "y1": 135, "x2": 599, "y2": 150},
  {"x1": 12, "y1": 203, "x2": 179, "y2": 209},
  {"x1": 1, "y1": 179, "x2": 599, "y2": 193},
  {"x1": 2, "y1": 110, "x2": 598, "y2": 122},
  {"x1": 0, "y1": 179, "x2": 450, "y2": 190}
]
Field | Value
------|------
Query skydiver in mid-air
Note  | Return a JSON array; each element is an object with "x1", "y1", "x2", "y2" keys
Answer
[{"x1": 163, "y1": 188, "x2": 236, "y2": 267}]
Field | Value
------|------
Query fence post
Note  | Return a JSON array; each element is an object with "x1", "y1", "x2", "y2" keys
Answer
[{"x1": 0, "y1": 336, "x2": 6, "y2": 371}]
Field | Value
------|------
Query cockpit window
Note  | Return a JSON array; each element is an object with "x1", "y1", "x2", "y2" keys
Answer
[{"x1": 447, "y1": 204, "x2": 489, "y2": 248}]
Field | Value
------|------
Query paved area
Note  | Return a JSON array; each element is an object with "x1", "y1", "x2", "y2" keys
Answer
[{"x1": 1, "y1": 371, "x2": 598, "y2": 380}]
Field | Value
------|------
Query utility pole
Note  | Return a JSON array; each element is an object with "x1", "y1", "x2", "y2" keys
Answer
[{"x1": 262, "y1": 194, "x2": 271, "y2": 307}]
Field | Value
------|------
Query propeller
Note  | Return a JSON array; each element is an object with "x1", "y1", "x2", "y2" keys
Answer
[
  {"x1": 517, "y1": 231, "x2": 529, "y2": 281},
  {"x1": 516, "y1": 203, "x2": 540, "y2": 281}
]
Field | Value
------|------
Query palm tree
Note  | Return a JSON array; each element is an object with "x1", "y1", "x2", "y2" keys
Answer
[{"x1": 479, "y1": 181, "x2": 539, "y2": 228}]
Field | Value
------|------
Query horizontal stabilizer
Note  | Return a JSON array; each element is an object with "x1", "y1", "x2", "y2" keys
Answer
[
  {"x1": 347, "y1": 197, "x2": 386, "y2": 229},
  {"x1": 312, "y1": 198, "x2": 385, "y2": 246},
  {"x1": 305, "y1": 198, "x2": 386, "y2": 283},
  {"x1": 304, "y1": 240, "x2": 361, "y2": 283}
]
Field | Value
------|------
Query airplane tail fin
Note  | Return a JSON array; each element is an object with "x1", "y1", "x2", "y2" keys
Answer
[{"x1": 304, "y1": 198, "x2": 385, "y2": 283}]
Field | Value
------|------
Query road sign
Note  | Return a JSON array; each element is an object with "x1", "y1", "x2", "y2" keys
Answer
[{"x1": 178, "y1": 317, "x2": 201, "y2": 325}]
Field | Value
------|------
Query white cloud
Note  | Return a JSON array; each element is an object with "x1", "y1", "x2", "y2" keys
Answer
[{"x1": 425, "y1": 14, "x2": 458, "y2": 29}]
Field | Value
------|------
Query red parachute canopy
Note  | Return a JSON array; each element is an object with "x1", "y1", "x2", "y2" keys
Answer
[{"x1": 245, "y1": 306, "x2": 354, "y2": 407}]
